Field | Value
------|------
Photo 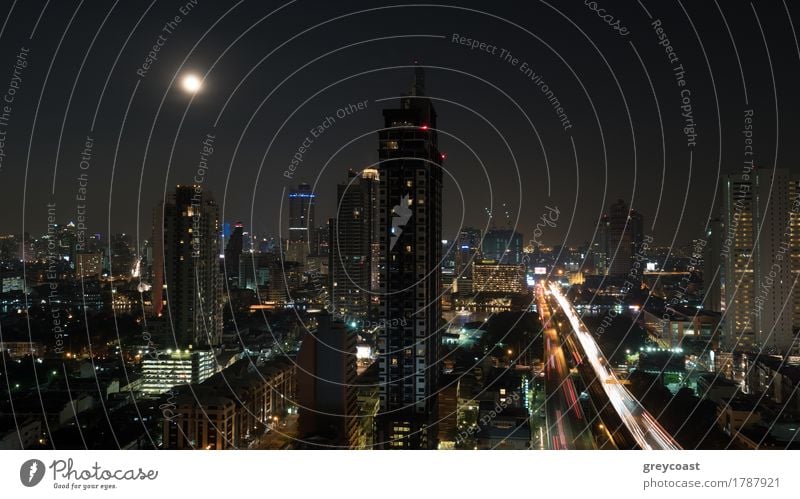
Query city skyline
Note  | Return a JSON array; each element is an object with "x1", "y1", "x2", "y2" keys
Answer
[{"x1": 2, "y1": 0, "x2": 800, "y2": 466}]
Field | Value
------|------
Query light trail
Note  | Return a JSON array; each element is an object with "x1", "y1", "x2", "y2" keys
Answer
[{"x1": 547, "y1": 282, "x2": 681, "y2": 450}]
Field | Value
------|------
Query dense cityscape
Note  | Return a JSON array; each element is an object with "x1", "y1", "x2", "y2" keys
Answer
[
  {"x1": 0, "y1": 1, "x2": 799, "y2": 461},
  {"x1": 1, "y1": 64, "x2": 798, "y2": 450}
]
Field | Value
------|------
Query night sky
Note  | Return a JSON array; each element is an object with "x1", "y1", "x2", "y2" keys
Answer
[{"x1": 0, "y1": 0, "x2": 798, "y2": 249}]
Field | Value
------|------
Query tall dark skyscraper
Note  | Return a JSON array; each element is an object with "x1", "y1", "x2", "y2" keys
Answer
[
  {"x1": 376, "y1": 65, "x2": 443, "y2": 449},
  {"x1": 329, "y1": 168, "x2": 378, "y2": 320},
  {"x1": 223, "y1": 221, "x2": 244, "y2": 288},
  {"x1": 598, "y1": 199, "x2": 644, "y2": 276},
  {"x1": 152, "y1": 185, "x2": 223, "y2": 347}
]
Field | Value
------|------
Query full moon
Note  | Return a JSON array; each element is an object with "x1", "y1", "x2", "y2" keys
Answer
[{"x1": 181, "y1": 74, "x2": 202, "y2": 93}]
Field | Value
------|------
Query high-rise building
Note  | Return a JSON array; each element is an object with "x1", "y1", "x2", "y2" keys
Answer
[
  {"x1": 754, "y1": 169, "x2": 795, "y2": 353},
  {"x1": 482, "y1": 229, "x2": 523, "y2": 265},
  {"x1": 455, "y1": 227, "x2": 481, "y2": 277},
  {"x1": 223, "y1": 221, "x2": 244, "y2": 287},
  {"x1": 297, "y1": 313, "x2": 359, "y2": 448},
  {"x1": 598, "y1": 199, "x2": 644, "y2": 276},
  {"x1": 375, "y1": 65, "x2": 443, "y2": 449},
  {"x1": 152, "y1": 185, "x2": 223, "y2": 347},
  {"x1": 717, "y1": 169, "x2": 800, "y2": 355},
  {"x1": 286, "y1": 183, "x2": 316, "y2": 264},
  {"x1": 329, "y1": 169, "x2": 378, "y2": 320},
  {"x1": 719, "y1": 173, "x2": 757, "y2": 352}
]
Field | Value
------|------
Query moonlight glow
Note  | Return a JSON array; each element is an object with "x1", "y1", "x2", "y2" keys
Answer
[{"x1": 181, "y1": 74, "x2": 202, "y2": 93}]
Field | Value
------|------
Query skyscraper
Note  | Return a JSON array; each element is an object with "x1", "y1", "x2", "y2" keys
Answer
[
  {"x1": 376, "y1": 65, "x2": 442, "y2": 449},
  {"x1": 152, "y1": 185, "x2": 223, "y2": 347},
  {"x1": 719, "y1": 173, "x2": 757, "y2": 352},
  {"x1": 753, "y1": 169, "x2": 796, "y2": 353},
  {"x1": 598, "y1": 199, "x2": 644, "y2": 276},
  {"x1": 223, "y1": 221, "x2": 243, "y2": 288},
  {"x1": 717, "y1": 168, "x2": 800, "y2": 355},
  {"x1": 329, "y1": 169, "x2": 378, "y2": 320},
  {"x1": 286, "y1": 182, "x2": 316, "y2": 264},
  {"x1": 455, "y1": 227, "x2": 482, "y2": 277}
]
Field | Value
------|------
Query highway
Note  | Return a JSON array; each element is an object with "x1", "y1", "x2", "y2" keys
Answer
[
  {"x1": 547, "y1": 282, "x2": 681, "y2": 450},
  {"x1": 535, "y1": 285, "x2": 593, "y2": 450}
]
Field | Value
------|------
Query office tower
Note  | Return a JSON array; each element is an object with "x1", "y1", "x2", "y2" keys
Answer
[
  {"x1": 224, "y1": 221, "x2": 244, "y2": 287},
  {"x1": 152, "y1": 185, "x2": 223, "y2": 347},
  {"x1": 297, "y1": 313, "x2": 359, "y2": 448},
  {"x1": 455, "y1": 227, "x2": 481, "y2": 277},
  {"x1": 598, "y1": 199, "x2": 644, "y2": 276},
  {"x1": 482, "y1": 229, "x2": 523, "y2": 264},
  {"x1": 289, "y1": 182, "x2": 316, "y2": 240},
  {"x1": 141, "y1": 349, "x2": 216, "y2": 394},
  {"x1": 329, "y1": 169, "x2": 378, "y2": 320},
  {"x1": 286, "y1": 182, "x2": 316, "y2": 264},
  {"x1": 376, "y1": 65, "x2": 442, "y2": 449}
]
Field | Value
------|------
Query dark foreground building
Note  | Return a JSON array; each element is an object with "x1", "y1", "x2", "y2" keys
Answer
[{"x1": 376, "y1": 65, "x2": 443, "y2": 449}]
